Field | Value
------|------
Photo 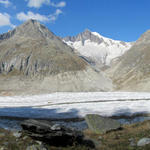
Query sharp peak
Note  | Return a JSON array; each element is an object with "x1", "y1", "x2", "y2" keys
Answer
[
  {"x1": 84, "y1": 28, "x2": 91, "y2": 32},
  {"x1": 82, "y1": 29, "x2": 103, "y2": 37},
  {"x1": 83, "y1": 28, "x2": 92, "y2": 33},
  {"x1": 22, "y1": 19, "x2": 41, "y2": 26},
  {"x1": 17, "y1": 19, "x2": 49, "y2": 33},
  {"x1": 26, "y1": 19, "x2": 37, "y2": 22}
]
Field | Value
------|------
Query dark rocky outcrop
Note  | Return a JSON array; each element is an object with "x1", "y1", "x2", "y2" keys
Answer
[
  {"x1": 85, "y1": 114, "x2": 121, "y2": 134},
  {"x1": 21, "y1": 119, "x2": 84, "y2": 146}
]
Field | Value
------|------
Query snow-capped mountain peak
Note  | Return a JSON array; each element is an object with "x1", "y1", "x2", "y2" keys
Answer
[{"x1": 63, "y1": 30, "x2": 133, "y2": 68}]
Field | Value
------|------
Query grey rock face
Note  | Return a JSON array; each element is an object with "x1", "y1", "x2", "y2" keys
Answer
[
  {"x1": 0, "y1": 19, "x2": 82, "y2": 76},
  {"x1": 63, "y1": 29, "x2": 131, "y2": 48},
  {"x1": 0, "y1": 29, "x2": 16, "y2": 41},
  {"x1": 63, "y1": 29, "x2": 104, "y2": 45},
  {"x1": 111, "y1": 29, "x2": 150, "y2": 91},
  {"x1": 85, "y1": 114, "x2": 121, "y2": 134},
  {"x1": 137, "y1": 138, "x2": 150, "y2": 146}
]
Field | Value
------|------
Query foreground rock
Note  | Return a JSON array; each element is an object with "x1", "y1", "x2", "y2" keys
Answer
[
  {"x1": 85, "y1": 114, "x2": 121, "y2": 134},
  {"x1": 137, "y1": 138, "x2": 150, "y2": 147},
  {"x1": 21, "y1": 119, "x2": 84, "y2": 146}
]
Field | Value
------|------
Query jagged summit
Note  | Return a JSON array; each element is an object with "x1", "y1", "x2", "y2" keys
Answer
[
  {"x1": 63, "y1": 30, "x2": 132, "y2": 67},
  {"x1": 0, "y1": 20, "x2": 112, "y2": 93},
  {"x1": 0, "y1": 19, "x2": 54, "y2": 42},
  {"x1": 84, "y1": 28, "x2": 91, "y2": 32},
  {"x1": 63, "y1": 29, "x2": 103, "y2": 44},
  {"x1": 16, "y1": 19, "x2": 56, "y2": 39},
  {"x1": 20, "y1": 19, "x2": 38, "y2": 27},
  {"x1": 23, "y1": 19, "x2": 38, "y2": 24}
]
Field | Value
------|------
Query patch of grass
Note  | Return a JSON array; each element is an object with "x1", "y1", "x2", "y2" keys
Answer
[{"x1": 84, "y1": 120, "x2": 150, "y2": 150}]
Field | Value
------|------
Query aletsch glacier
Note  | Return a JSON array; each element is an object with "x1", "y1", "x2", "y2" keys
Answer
[{"x1": 0, "y1": 92, "x2": 150, "y2": 119}]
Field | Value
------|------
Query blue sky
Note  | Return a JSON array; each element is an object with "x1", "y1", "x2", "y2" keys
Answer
[{"x1": 0, "y1": 0, "x2": 150, "y2": 42}]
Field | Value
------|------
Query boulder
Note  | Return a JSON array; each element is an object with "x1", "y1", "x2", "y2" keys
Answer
[
  {"x1": 85, "y1": 114, "x2": 121, "y2": 134},
  {"x1": 21, "y1": 119, "x2": 84, "y2": 146},
  {"x1": 13, "y1": 131, "x2": 22, "y2": 138},
  {"x1": 137, "y1": 138, "x2": 150, "y2": 146}
]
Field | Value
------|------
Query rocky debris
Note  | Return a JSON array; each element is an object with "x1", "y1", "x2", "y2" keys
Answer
[
  {"x1": 26, "y1": 144, "x2": 48, "y2": 150},
  {"x1": 35, "y1": 141, "x2": 42, "y2": 145},
  {"x1": 21, "y1": 119, "x2": 84, "y2": 146},
  {"x1": 129, "y1": 138, "x2": 136, "y2": 146},
  {"x1": 137, "y1": 138, "x2": 150, "y2": 146},
  {"x1": 85, "y1": 114, "x2": 121, "y2": 134},
  {"x1": 98, "y1": 136, "x2": 103, "y2": 141},
  {"x1": 12, "y1": 131, "x2": 22, "y2": 138},
  {"x1": 0, "y1": 133, "x2": 5, "y2": 137},
  {"x1": 23, "y1": 136, "x2": 28, "y2": 140}
]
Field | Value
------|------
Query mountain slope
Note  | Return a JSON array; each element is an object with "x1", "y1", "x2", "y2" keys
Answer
[
  {"x1": 108, "y1": 30, "x2": 150, "y2": 91},
  {"x1": 63, "y1": 29, "x2": 132, "y2": 68},
  {"x1": 0, "y1": 20, "x2": 113, "y2": 94}
]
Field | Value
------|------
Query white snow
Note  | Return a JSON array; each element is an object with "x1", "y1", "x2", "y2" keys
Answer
[
  {"x1": 0, "y1": 92, "x2": 150, "y2": 119},
  {"x1": 64, "y1": 31, "x2": 132, "y2": 65}
]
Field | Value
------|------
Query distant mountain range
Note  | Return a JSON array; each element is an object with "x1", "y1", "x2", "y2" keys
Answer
[
  {"x1": 63, "y1": 29, "x2": 133, "y2": 69},
  {"x1": 1, "y1": 19, "x2": 150, "y2": 93}
]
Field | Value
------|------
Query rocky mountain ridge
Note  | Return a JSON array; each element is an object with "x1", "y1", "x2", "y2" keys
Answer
[
  {"x1": 63, "y1": 29, "x2": 133, "y2": 68},
  {"x1": 107, "y1": 30, "x2": 150, "y2": 91},
  {"x1": 0, "y1": 19, "x2": 113, "y2": 94}
]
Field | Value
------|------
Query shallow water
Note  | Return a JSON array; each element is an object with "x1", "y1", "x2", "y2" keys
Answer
[{"x1": 1, "y1": 116, "x2": 150, "y2": 131}]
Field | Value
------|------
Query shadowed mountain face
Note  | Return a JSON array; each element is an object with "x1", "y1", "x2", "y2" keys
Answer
[
  {"x1": 109, "y1": 30, "x2": 150, "y2": 91},
  {"x1": 0, "y1": 20, "x2": 113, "y2": 94}
]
